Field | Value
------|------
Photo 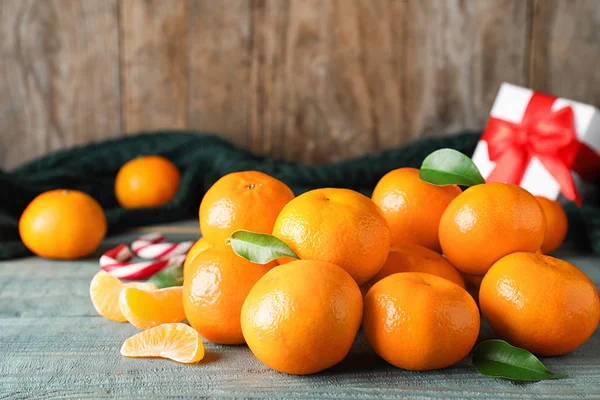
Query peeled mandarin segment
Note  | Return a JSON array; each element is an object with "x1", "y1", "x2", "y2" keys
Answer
[
  {"x1": 89, "y1": 271, "x2": 157, "y2": 322},
  {"x1": 120, "y1": 323, "x2": 204, "y2": 364},
  {"x1": 119, "y1": 286, "x2": 185, "y2": 329}
]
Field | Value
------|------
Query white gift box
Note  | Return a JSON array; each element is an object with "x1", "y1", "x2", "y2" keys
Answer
[{"x1": 472, "y1": 82, "x2": 600, "y2": 202}]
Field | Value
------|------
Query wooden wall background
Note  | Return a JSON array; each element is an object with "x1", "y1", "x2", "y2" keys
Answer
[{"x1": 1, "y1": 0, "x2": 599, "y2": 170}]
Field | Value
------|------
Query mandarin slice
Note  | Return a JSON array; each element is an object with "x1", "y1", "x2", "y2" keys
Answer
[
  {"x1": 119, "y1": 286, "x2": 185, "y2": 329},
  {"x1": 90, "y1": 271, "x2": 157, "y2": 322},
  {"x1": 120, "y1": 323, "x2": 204, "y2": 364}
]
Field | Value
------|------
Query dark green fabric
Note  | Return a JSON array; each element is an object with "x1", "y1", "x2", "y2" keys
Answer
[{"x1": 1, "y1": 131, "x2": 599, "y2": 260}]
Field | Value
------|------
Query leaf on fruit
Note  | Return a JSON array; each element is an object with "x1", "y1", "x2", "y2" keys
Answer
[
  {"x1": 229, "y1": 230, "x2": 299, "y2": 264},
  {"x1": 419, "y1": 148, "x2": 486, "y2": 187},
  {"x1": 472, "y1": 340, "x2": 568, "y2": 381},
  {"x1": 148, "y1": 266, "x2": 183, "y2": 289}
]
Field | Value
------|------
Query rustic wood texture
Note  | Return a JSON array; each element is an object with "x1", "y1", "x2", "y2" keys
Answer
[
  {"x1": 250, "y1": 0, "x2": 530, "y2": 163},
  {"x1": 529, "y1": 0, "x2": 600, "y2": 105},
  {"x1": 1, "y1": 0, "x2": 600, "y2": 170},
  {"x1": 120, "y1": 0, "x2": 188, "y2": 133},
  {"x1": 0, "y1": 0, "x2": 121, "y2": 170},
  {"x1": 187, "y1": 0, "x2": 253, "y2": 149},
  {"x1": 1, "y1": 227, "x2": 600, "y2": 398}
]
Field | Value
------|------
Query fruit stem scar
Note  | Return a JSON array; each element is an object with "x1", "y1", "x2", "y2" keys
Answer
[{"x1": 246, "y1": 184, "x2": 256, "y2": 190}]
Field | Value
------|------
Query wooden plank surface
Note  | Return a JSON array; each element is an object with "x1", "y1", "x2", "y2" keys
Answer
[
  {"x1": 1, "y1": 228, "x2": 600, "y2": 399},
  {"x1": 187, "y1": 0, "x2": 253, "y2": 149},
  {"x1": 529, "y1": 0, "x2": 600, "y2": 104},
  {"x1": 120, "y1": 0, "x2": 189, "y2": 133},
  {"x1": 2, "y1": 0, "x2": 600, "y2": 170},
  {"x1": 249, "y1": 0, "x2": 530, "y2": 163},
  {"x1": 0, "y1": 0, "x2": 121, "y2": 171}
]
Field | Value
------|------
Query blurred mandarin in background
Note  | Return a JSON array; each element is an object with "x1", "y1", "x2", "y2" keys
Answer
[
  {"x1": 115, "y1": 155, "x2": 181, "y2": 209},
  {"x1": 19, "y1": 189, "x2": 107, "y2": 259}
]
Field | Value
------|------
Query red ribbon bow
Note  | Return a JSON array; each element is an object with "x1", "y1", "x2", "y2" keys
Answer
[{"x1": 483, "y1": 92, "x2": 594, "y2": 205}]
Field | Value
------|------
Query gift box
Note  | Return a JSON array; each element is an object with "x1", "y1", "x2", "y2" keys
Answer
[{"x1": 472, "y1": 83, "x2": 600, "y2": 205}]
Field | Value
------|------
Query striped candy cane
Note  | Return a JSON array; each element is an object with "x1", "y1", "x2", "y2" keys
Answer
[
  {"x1": 131, "y1": 233, "x2": 194, "y2": 260},
  {"x1": 99, "y1": 233, "x2": 192, "y2": 280}
]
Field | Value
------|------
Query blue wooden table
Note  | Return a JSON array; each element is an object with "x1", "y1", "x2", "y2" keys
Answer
[{"x1": 1, "y1": 225, "x2": 599, "y2": 399}]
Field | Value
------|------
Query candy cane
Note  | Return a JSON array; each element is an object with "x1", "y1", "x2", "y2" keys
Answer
[
  {"x1": 99, "y1": 233, "x2": 192, "y2": 280},
  {"x1": 131, "y1": 233, "x2": 194, "y2": 260},
  {"x1": 100, "y1": 254, "x2": 186, "y2": 280}
]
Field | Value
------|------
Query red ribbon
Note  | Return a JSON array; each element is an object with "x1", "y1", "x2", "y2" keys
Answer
[{"x1": 482, "y1": 92, "x2": 599, "y2": 205}]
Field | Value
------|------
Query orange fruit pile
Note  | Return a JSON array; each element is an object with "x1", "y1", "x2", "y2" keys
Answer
[{"x1": 84, "y1": 160, "x2": 597, "y2": 374}]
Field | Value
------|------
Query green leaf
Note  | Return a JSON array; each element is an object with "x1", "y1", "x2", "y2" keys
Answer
[
  {"x1": 419, "y1": 148, "x2": 486, "y2": 187},
  {"x1": 148, "y1": 266, "x2": 183, "y2": 289},
  {"x1": 229, "y1": 230, "x2": 299, "y2": 264},
  {"x1": 472, "y1": 340, "x2": 568, "y2": 381}
]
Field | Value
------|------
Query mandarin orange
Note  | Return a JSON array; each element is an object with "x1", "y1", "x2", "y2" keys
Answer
[
  {"x1": 360, "y1": 243, "x2": 464, "y2": 295},
  {"x1": 461, "y1": 272, "x2": 484, "y2": 303},
  {"x1": 372, "y1": 168, "x2": 461, "y2": 252},
  {"x1": 536, "y1": 196, "x2": 568, "y2": 254},
  {"x1": 363, "y1": 272, "x2": 480, "y2": 370},
  {"x1": 480, "y1": 252, "x2": 600, "y2": 356},
  {"x1": 241, "y1": 260, "x2": 363, "y2": 375},
  {"x1": 439, "y1": 183, "x2": 545, "y2": 275},
  {"x1": 183, "y1": 237, "x2": 212, "y2": 278},
  {"x1": 19, "y1": 189, "x2": 107, "y2": 259},
  {"x1": 273, "y1": 188, "x2": 391, "y2": 285},
  {"x1": 183, "y1": 245, "x2": 277, "y2": 345},
  {"x1": 115, "y1": 156, "x2": 180, "y2": 209},
  {"x1": 199, "y1": 171, "x2": 294, "y2": 247}
]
